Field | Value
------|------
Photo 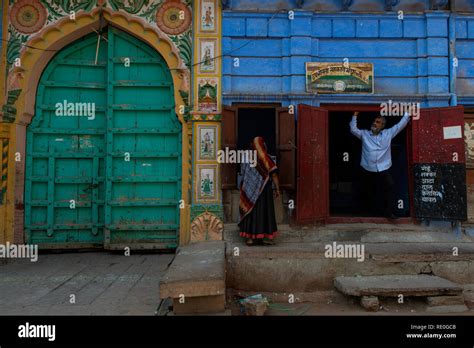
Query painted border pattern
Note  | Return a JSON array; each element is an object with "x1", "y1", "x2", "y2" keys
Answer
[
  {"x1": 193, "y1": 0, "x2": 221, "y2": 116},
  {"x1": 0, "y1": 138, "x2": 8, "y2": 205},
  {"x1": 3, "y1": 0, "x2": 193, "y2": 123},
  {"x1": 191, "y1": 0, "x2": 223, "y2": 224}
]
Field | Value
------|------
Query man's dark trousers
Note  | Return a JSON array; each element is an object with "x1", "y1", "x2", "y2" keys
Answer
[{"x1": 361, "y1": 168, "x2": 395, "y2": 217}]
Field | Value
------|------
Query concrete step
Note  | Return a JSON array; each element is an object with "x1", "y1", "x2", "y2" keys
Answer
[
  {"x1": 227, "y1": 241, "x2": 474, "y2": 260},
  {"x1": 426, "y1": 295, "x2": 465, "y2": 306},
  {"x1": 426, "y1": 304, "x2": 470, "y2": 314},
  {"x1": 334, "y1": 275, "x2": 463, "y2": 297},
  {"x1": 334, "y1": 275, "x2": 466, "y2": 312},
  {"x1": 226, "y1": 241, "x2": 474, "y2": 292},
  {"x1": 160, "y1": 241, "x2": 226, "y2": 314},
  {"x1": 224, "y1": 223, "x2": 474, "y2": 244},
  {"x1": 464, "y1": 284, "x2": 474, "y2": 309}
]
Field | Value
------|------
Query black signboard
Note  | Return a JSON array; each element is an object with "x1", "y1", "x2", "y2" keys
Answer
[{"x1": 413, "y1": 163, "x2": 467, "y2": 221}]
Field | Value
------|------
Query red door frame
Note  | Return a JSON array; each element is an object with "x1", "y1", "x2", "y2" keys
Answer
[
  {"x1": 297, "y1": 105, "x2": 329, "y2": 224},
  {"x1": 321, "y1": 104, "x2": 413, "y2": 224}
]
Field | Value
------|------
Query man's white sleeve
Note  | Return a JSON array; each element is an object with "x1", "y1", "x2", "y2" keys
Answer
[
  {"x1": 388, "y1": 112, "x2": 411, "y2": 138},
  {"x1": 350, "y1": 116, "x2": 362, "y2": 139}
]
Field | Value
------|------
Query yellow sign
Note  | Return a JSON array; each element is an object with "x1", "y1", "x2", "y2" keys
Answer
[{"x1": 306, "y1": 62, "x2": 374, "y2": 94}]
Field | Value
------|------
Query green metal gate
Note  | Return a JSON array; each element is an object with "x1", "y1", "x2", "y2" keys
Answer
[{"x1": 25, "y1": 27, "x2": 181, "y2": 250}]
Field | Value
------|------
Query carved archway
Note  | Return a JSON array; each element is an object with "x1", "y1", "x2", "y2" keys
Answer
[{"x1": 7, "y1": 7, "x2": 191, "y2": 245}]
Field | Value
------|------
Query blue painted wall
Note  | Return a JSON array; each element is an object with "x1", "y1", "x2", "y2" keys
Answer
[
  {"x1": 223, "y1": 9, "x2": 474, "y2": 108},
  {"x1": 222, "y1": 0, "x2": 436, "y2": 12},
  {"x1": 456, "y1": 15, "x2": 474, "y2": 105}
]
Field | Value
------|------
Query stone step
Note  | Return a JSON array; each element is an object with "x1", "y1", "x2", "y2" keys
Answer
[
  {"x1": 226, "y1": 242, "x2": 474, "y2": 292},
  {"x1": 160, "y1": 241, "x2": 226, "y2": 314},
  {"x1": 464, "y1": 284, "x2": 474, "y2": 309},
  {"x1": 426, "y1": 295, "x2": 465, "y2": 306},
  {"x1": 172, "y1": 295, "x2": 226, "y2": 314},
  {"x1": 227, "y1": 241, "x2": 474, "y2": 261},
  {"x1": 334, "y1": 275, "x2": 463, "y2": 297},
  {"x1": 425, "y1": 305, "x2": 469, "y2": 314},
  {"x1": 224, "y1": 224, "x2": 474, "y2": 244}
]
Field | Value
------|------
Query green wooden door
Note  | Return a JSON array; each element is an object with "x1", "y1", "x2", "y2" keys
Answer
[
  {"x1": 25, "y1": 28, "x2": 181, "y2": 249},
  {"x1": 105, "y1": 28, "x2": 181, "y2": 250},
  {"x1": 25, "y1": 34, "x2": 107, "y2": 248}
]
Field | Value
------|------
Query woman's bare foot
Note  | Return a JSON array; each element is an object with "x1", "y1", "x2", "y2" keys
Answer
[{"x1": 245, "y1": 239, "x2": 254, "y2": 246}]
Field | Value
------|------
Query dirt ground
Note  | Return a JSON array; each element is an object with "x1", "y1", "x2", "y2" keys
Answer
[{"x1": 228, "y1": 289, "x2": 474, "y2": 316}]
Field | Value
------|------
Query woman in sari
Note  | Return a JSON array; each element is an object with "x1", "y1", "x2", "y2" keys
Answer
[{"x1": 238, "y1": 136, "x2": 280, "y2": 246}]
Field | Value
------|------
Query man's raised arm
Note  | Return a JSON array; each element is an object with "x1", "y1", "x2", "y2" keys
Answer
[
  {"x1": 386, "y1": 112, "x2": 411, "y2": 138},
  {"x1": 350, "y1": 111, "x2": 362, "y2": 139}
]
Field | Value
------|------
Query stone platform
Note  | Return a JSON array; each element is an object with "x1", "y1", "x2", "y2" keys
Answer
[
  {"x1": 159, "y1": 241, "x2": 226, "y2": 314},
  {"x1": 334, "y1": 274, "x2": 468, "y2": 313}
]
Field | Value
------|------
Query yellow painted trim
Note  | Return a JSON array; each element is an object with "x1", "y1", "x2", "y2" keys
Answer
[
  {"x1": 0, "y1": 0, "x2": 8, "y2": 244},
  {"x1": 3, "y1": 8, "x2": 192, "y2": 246},
  {"x1": 0, "y1": 123, "x2": 12, "y2": 244},
  {"x1": 217, "y1": 0, "x2": 222, "y2": 113},
  {"x1": 0, "y1": 124, "x2": 10, "y2": 244},
  {"x1": 193, "y1": 0, "x2": 199, "y2": 109},
  {"x1": 0, "y1": 0, "x2": 8, "y2": 106},
  {"x1": 191, "y1": 0, "x2": 223, "y2": 210}
]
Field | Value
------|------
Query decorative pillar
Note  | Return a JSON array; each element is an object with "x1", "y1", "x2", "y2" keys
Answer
[{"x1": 190, "y1": 0, "x2": 224, "y2": 242}]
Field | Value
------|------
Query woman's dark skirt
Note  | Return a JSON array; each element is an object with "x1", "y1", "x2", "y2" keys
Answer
[{"x1": 238, "y1": 180, "x2": 278, "y2": 240}]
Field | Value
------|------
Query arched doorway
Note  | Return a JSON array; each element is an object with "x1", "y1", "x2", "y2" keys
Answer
[{"x1": 25, "y1": 27, "x2": 182, "y2": 250}]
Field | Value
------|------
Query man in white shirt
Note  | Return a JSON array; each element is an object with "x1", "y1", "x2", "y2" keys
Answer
[{"x1": 350, "y1": 111, "x2": 410, "y2": 219}]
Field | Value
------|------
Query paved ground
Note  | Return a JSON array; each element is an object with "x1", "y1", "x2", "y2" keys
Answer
[{"x1": 0, "y1": 252, "x2": 174, "y2": 315}]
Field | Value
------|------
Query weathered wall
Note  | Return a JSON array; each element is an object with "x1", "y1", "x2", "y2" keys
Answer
[
  {"x1": 456, "y1": 15, "x2": 474, "y2": 99},
  {"x1": 223, "y1": 11, "x2": 453, "y2": 107},
  {"x1": 221, "y1": 2, "x2": 474, "y2": 225},
  {"x1": 221, "y1": 0, "x2": 438, "y2": 12},
  {"x1": 455, "y1": 0, "x2": 474, "y2": 12},
  {"x1": 456, "y1": 15, "x2": 474, "y2": 222}
]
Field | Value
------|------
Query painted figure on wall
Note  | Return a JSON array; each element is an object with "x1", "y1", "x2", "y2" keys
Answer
[
  {"x1": 197, "y1": 165, "x2": 217, "y2": 201},
  {"x1": 198, "y1": 78, "x2": 218, "y2": 112},
  {"x1": 205, "y1": 6, "x2": 213, "y2": 27},
  {"x1": 199, "y1": 127, "x2": 216, "y2": 159},
  {"x1": 201, "y1": 0, "x2": 215, "y2": 31},
  {"x1": 203, "y1": 131, "x2": 212, "y2": 154},
  {"x1": 202, "y1": 173, "x2": 213, "y2": 196},
  {"x1": 202, "y1": 46, "x2": 213, "y2": 71}
]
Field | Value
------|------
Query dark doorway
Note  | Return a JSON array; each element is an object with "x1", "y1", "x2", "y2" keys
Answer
[
  {"x1": 328, "y1": 111, "x2": 410, "y2": 217},
  {"x1": 237, "y1": 108, "x2": 276, "y2": 155}
]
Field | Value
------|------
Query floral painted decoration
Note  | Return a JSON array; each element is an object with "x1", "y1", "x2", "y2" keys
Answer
[
  {"x1": 156, "y1": 0, "x2": 192, "y2": 35},
  {"x1": 10, "y1": 0, "x2": 47, "y2": 34}
]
